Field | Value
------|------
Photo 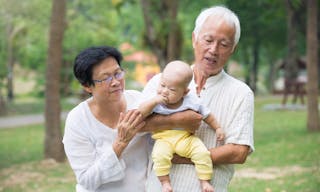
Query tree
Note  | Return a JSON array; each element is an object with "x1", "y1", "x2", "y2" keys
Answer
[
  {"x1": 44, "y1": 0, "x2": 66, "y2": 162},
  {"x1": 306, "y1": 0, "x2": 319, "y2": 131},
  {"x1": 226, "y1": 0, "x2": 287, "y2": 93},
  {"x1": 282, "y1": 0, "x2": 305, "y2": 104},
  {"x1": 141, "y1": 0, "x2": 183, "y2": 70},
  {"x1": 6, "y1": 23, "x2": 25, "y2": 101}
]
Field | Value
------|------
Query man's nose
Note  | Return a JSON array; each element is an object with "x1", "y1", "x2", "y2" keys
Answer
[{"x1": 208, "y1": 41, "x2": 219, "y2": 54}]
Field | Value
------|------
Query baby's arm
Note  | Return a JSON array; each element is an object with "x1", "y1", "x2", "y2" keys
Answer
[
  {"x1": 138, "y1": 95, "x2": 167, "y2": 118},
  {"x1": 204, "y1": 114, "x2": 225, "y2": 141}
]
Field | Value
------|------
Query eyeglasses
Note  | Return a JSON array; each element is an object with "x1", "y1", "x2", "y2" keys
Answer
[{"x1": 93, "y1": 69, "x2": 125, "y2": 85}]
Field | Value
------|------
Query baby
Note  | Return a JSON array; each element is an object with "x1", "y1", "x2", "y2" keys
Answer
[{"x1": 139, "y1": 60, "x2": 225, "y2": 192}]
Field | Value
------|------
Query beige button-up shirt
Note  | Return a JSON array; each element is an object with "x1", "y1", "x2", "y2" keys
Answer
[{"x1": 144, "y1": 70, "x2": 254, "y2": 192}]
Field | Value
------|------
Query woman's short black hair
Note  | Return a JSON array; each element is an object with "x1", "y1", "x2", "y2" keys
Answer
[{"x1": 73, "y1": 46, "x2": 123, "y2": 86}]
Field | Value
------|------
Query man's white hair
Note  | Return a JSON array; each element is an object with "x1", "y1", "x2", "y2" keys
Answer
[{"x1": 193, "y1": 5, "x2": 241, "y2": 48}]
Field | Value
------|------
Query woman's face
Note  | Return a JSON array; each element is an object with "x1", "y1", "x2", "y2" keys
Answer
[
  {"x1": 192, "y1": 15, "x2": 236, "y2": 77},
  {"x1": 86, "y1": 57, "x2": 125, "y2": 103}
]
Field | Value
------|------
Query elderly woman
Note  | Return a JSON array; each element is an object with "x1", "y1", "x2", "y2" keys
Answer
[{"x1": 63, "y1": 46, "x2": 201, "y2": 192}]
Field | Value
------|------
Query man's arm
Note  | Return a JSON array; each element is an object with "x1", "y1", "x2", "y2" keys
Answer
[
  {"x1": 172, "y1": 143, "x2": 250, "y2": 165},
  {"x1": 209, "y1": 144, "x2": 250, "y2": 164},
  {"x1": 140, "y1": 110, "x2": 202, "y2": 133}
]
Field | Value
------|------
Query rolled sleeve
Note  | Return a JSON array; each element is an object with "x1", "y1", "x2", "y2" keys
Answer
[{"x1": 225, "y1": 91, "x2": 254, "y2": 153}]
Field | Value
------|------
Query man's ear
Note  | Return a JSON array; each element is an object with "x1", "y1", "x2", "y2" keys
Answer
[
  {"x1": 231, "y1": 44, "x2": 238, "y2": 53},
  {"x1": 192, "y1": 32, "x2": 196, "y2": 49}
]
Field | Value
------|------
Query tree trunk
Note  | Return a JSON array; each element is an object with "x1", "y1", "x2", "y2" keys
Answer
[
  {"x1": 44, "y1": 0, "x2": 66, "y2": 162},
  {"x1": 166, "y1": 0, "x2": 180, "y2": 62},
  {"x1": 6, "y1": 23, "x2": 26, "y2": 102},
  {"x1": 306, "y1": 0, "x2": 319, "y2": 131},
  {"x1": 6, "y1": 23, "x2": 14, "y2": 101},
  {"x1": 282, "y1": 0, "x2": 301, "y2": 105},
  {"x1": 250, "y1": 38, "x2": 260, "y2": 92},
  {"x1": 284, "y1": 0, "x2": 299, "y2": 81},
  {"x1": 61, "y1": 60, "x2": 72, "y2": 96},
  {"x1": 0, "y1": 89, "x2": 6, "y2": 116}
]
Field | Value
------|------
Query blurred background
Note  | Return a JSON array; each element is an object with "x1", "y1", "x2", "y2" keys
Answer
[{"x1": 0, "y1": 0, "x2": 319, "y2": 191}]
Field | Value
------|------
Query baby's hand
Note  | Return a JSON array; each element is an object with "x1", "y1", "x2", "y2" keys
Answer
[
  {"x1": 216, "y1": 127, "x2": 225, "y2": 141},
  {"x1": 154, "y1": 94, "x2": 168, "y2": 104}
]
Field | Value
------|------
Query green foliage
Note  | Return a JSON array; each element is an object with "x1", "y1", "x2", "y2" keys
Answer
[
  {"x1": 226, "y1": 0, "x2": 288, "y2": 62},
  {"x1": 115, "y1": 1, "x2": 144, "y2": 47},
  {"x1": 65, "y1": 0, "x2": 119, "y2": 55},
  {"x1": 0, "y1": 0, "x2": 312, "y2": 97}
]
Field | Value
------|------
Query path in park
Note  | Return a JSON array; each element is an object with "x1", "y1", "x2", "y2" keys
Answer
[
  {"x1": 0, "y1": 112, "x2": 68, "y2": 129},
  {"x1": 0, "y1": 103, "x2": 315, "y2": 129}
]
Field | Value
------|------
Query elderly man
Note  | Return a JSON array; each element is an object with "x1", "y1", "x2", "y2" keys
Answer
[{"x1": 144, "y1": 5, "x2": 254, "y2": 192}]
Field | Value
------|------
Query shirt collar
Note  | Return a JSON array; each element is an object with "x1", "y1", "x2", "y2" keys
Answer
[{"x1": 190, "y1": 64, "x2": 225, "y2": 89}]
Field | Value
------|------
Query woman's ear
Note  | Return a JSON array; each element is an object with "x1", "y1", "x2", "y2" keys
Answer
[
  {"x1": 184, "y1": 88, "x2": 190, "y2": 96},
  {"x1": 83, "y1": 84, "x2": 92, "y2": 94}
]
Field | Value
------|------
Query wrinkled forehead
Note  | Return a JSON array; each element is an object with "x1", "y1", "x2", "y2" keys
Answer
[{"x1": 199, "y1": 15, "x2": 235, "y2": 40}]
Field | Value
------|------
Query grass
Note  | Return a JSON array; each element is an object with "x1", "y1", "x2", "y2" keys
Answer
[
  {"x1": 229, "y1": 96, "x2": 320, "y2": 192},
  {"x1": 0, "y1": 95, "x2": 319, "y2": 191},
  {"x1": 0, "y1": 126, "x2": 75, "y2": 192},
  {"x1": 0, "y1": 125, "x2": 44, "y2": 168}
]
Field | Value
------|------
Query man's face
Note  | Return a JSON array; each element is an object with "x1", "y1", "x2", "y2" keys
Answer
[{"x1": 192, "y1": 15, "x2": 236, "y2": 76}]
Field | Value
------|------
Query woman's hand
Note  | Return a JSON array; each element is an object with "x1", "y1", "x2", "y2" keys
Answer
[{"x1": 113, "y1": 110, "x2": 145, "y2": 157}]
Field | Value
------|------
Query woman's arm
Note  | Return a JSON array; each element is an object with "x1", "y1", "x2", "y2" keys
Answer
[{"x1": 63, "y1": 110, "x2": 145, "y2": 190}]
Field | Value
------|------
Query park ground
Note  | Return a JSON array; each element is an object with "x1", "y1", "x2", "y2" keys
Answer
[{"x1": 0, "y1": 95, "x2": 319, "y2": 191}]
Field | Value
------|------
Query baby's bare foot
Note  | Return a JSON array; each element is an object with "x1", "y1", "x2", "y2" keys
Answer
[
  {"x1": 161, "y1": 181, "x2": 173, "y2": 192},
  {"x1": 200, "y1": 180, "x2": 214, "y2": 192}
]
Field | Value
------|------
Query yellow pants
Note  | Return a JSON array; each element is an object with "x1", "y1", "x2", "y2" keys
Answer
[{"x1": 152, "y1": 130, "x2": 213, "y2": 180}]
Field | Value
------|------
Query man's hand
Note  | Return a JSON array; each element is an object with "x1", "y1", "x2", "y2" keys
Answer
[{"x1": 171, "y1": 110, "x2": 202, "y2": 133}]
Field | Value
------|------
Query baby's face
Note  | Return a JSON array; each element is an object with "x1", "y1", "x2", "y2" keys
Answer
[{"x1": 157, "y1": 75, "x2": 187, "y2": 106}]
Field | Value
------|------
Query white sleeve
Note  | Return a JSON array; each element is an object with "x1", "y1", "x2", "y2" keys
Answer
[
  {"x1": 63, "y1": 114, "x2": 126, "y2": 191},
  {"x1": 225, "y1": 90, "x2": 254, "y2": 153}
]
